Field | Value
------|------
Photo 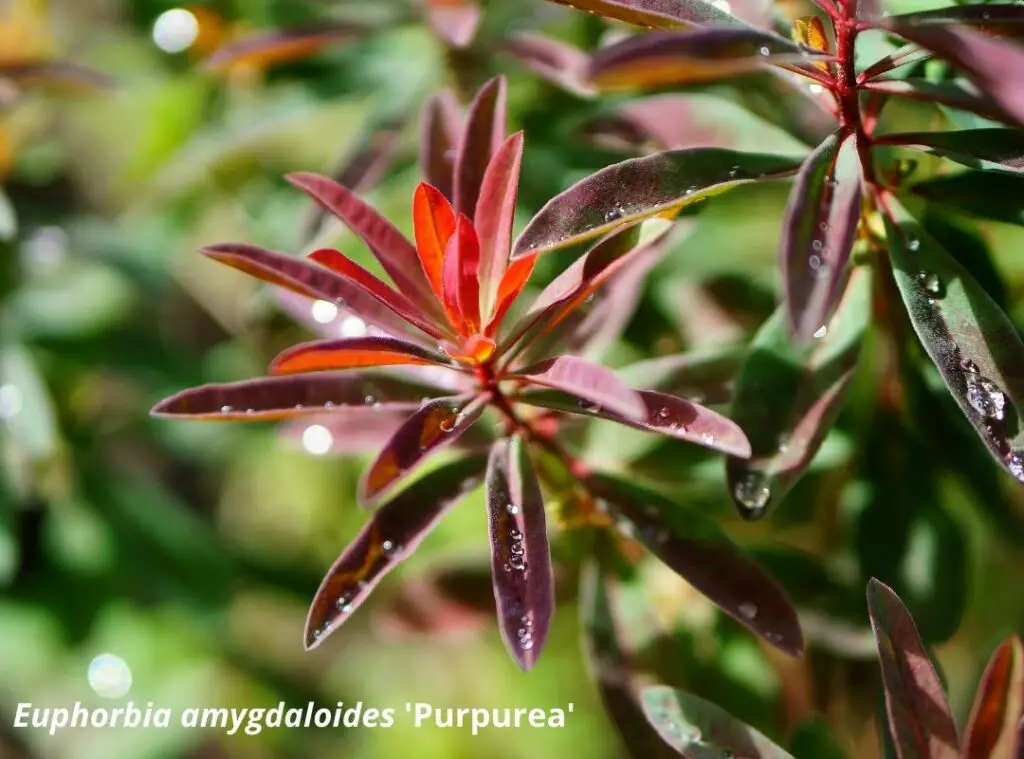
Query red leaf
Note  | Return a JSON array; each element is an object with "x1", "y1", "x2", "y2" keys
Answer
[
  {"x1": 305, "y1": 456, "x2": 486, "y2": 648},
  {"x1": 413, "y1": 183, "x2": 457, "y2": 306},
  {"x1": 420, "y1": 89, "x2": 463, "y2": 202},
  {"x1": 487, "y1": 254, "x2": 536, "y2": 335},
  {"x1": 519, "y1": 389, "x2": 752, "y2": 457},
  {"x1": 513, "y1": 355, "x2": 645, "y2": 420},
  {"x1": 961, "y1": 637, "x2": 1024, "y2": 759},
  {"x1": 204, "y1": 26, "x2": 356, "y2": 71},
  {"x1": 454, "y1": 76, "x2": 507, "y2": 216},
  {"x1": 441, "y1": 216, "x2": 483, "y2": 334},
  {"x1": 307, "y1": 248, "x2": 450, "y2": 340},
  {"x1": 866, "y1": 578, "x2": 960, "y2": 759},
  {"x1": 269, "y1": 336, "x2": 452, "y2": 375},
  {"x1": 425, "y1": 0, "x2": 482, "y2": 48},
  {"x1": 485, "y1": 437, "x2": 554, "y2": 670},
  {"x1": 361, "y1": 395, "x2": 488, "y2": 504},
  {"x1": 286, "y1": 172, "x2": 442, "y2": 316},
  {"x1": 201, "y1": 243, "x2": 433, "y2": 342},
  {"x1": 150, "y1": 373, "x2": 436, "y2": 420},
  {"x1": 542, "y1": 0, "x2": 747, "y2": 29},
  {"x1": 781, "y1": 131, "x2": 863, "y2": 340},
  {"x1": 475, "y1": 132, "x2": 524, "y2": 321}
]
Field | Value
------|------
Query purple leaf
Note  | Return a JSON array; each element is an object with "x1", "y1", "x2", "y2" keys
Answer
[
  {"x1": 886, "y1": 5, "x2": 1024, "y2": 39},
  {"x1": 204, "y1": 26, "x2": 357, "y2": 70},
  {"x1": 512, "y1": 148, "x2": 801, "y2": 258},
  {"x1": 305, "y1": 455, "x2": 486, "y2": 648},
  {"x1": 727, "y1": 268, "x2": 870, "y2": 520},
  {"x1": 587, "y1": 473, "x2": 804, "y2": 655},
  {"x1": 862, "y1": 78, "x2": 1016, "y2": 125},
  {"x1": 866, "y1": 578, "x2": 960, "y2": 759},
  {"x1": 859, "y1": 44, "x2": 931, "y2": 82},
  {"x1": 454, "y1": 76, "x2": 507, "y2": 217},
  {"x1": 641, "y1": 686, "x2": 796, "y2": 758},
  {"x1": 420, "y1": 89, "x2": 463, "y2": 202},
  {"x1": 201, "y1": 242, "x2": 437, "y2": 342},
  {"x1": 361, "y1": 394, "x2": 488, "y2": 504},
  {"x1": 425, "y1": 0, "x2": 482, "y2": 48},
  {"x1": 542, "y1": 0, "x2": 748, "y2": 29},
  {"x1": 485, "y1": 437, "x2": 554, "y2": 670},
  {"x1": 501, "y1": 32, "x2": 595, "y2": 96},
  {"x1": 876, "y1": 129, "x2": 1024, "y2": 173},
  {"x1": 961, "y1": 636, "x2": 1024, "y2": 759},
  {"x1": 475, "y1": 132, "x2": 524, "y2": 319},
  {"x1": 588, "y1": 28, "x2": 828, "y2": 92},
  {"x1": 882, "y1": 22, "x2": 1024, "y2": 126},
  {"x1": 285, "y1": 172, "x2": 442, "y2": 317},
  {"x1": 781, "y1": 130, "x2": 863, "y2": 340},
  {"x1": 518, "y1": 389, "x2": 751, "y2": 457},
  {"x1": 150, "y1": 373, "x2": 438, "y2": 420},
  {"x1": 513, "y1": 355, "x2": 645, "y2": 420}
]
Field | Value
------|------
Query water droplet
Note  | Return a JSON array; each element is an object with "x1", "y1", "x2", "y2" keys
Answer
[
  {"x1": 733, "y1": 472, "x2": 770, "y2": 516},
  {"x1": 302, "y1": 424, "x2": 334, "y2": 455},
  {"x1": 364, "y1": 395, "x2": 376, "y2": 405},
  {"x1": 813, "y1": 325, "x2": 828, "y2": 339},
  {"x1": 917, "y1": 271, "x2": 942, "y2": 297},
  {"x1": 382, "y1": 540, "x2": 400, "y2": 556},
  {"x1": 809, "y1": 254, "x2": 822, "y2": 271},
  {"x1": 506, "y1": 503, "x2": 520, "y2": 516},
  {"x1": 603, "y1": 205, "x2": 625, "y2": 222},
  {"x1": 700, "y1": 432, "x2": 716, "y2": 445},
  {"x1": 657, "y1": 407, "x2": 671, "y2": 419},
  {"x1": 960, "y1": 358, "x2": 980, "y2": 374},
  {"x1": 509, "y1": 529, "x2": 523, "y2": 540},
  {"x1": 577, "y1": 399, "x2": 601, "y2": 413},
  {"x1": 759, "y1": 45, "x2": 770, "y2": 56},
  {"x1": 777, "y1": 433, "x2": 790, "y2": 452},
  {"x1": 812, "y1": 239, "x2": 823, "y2": 252},
  {"x1": 220, "y1": 405, "x2": 233, "y2": 413},
  {"x1": 324, "y1": 401, "x2": 335, "y2": 409},
  {"x1": 906, "y1": 235, "x2": 920, "y2": 251},
  {"x1": 728, "y1": 165, "x2": 740, "y2": 178},
  {"x1": 585, "y1": 293, "x2": 596, "y2": 303},
  {"x1": 966, "y1": 375, "x2": 1006, "y2": 421},
  {"x1": 1007, "y1": 451, "x2": 1024, "y2": 482},
  {"x1": 738, "y1": 602, "x2": 758, "y2": 619},
  {"x1": 509, "y1": 555, "x2": 526, "y2": 571}
]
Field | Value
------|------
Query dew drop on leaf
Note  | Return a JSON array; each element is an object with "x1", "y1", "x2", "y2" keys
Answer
[
  {"x1": 759, "y1": 45, "x2": 769, "y2": 55},
  {"x1": 906, "y1": 235, "x2": 920, "y2": 251},
  {"x1": 966, "y1": 375, "x2": 1007, "y2": 421},
  {"x1": 220, "y1": 405, "x2": 233, "y2": 413},
  {"x1": 917, "y1": 271, "x2": 943, "y2": 297},
  {"x1": 738, "y1": 602, "x2": 758, "y2": 619},
  {"x1": 1008, "y1": 451, "x2": 1024, "y2": 482},
  {"x1": 506, "y1": 503, "x2": 520, "y2": 516},
  {"x1": 813, "y1": 325, "x2": 827, "y2": 339},
  {"x1": 734, "y1": 472, "x2": 770, "y2": 514}
]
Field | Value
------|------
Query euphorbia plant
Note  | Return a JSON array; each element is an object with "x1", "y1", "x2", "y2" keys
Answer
[
  {"x1": 152, "y1": 76, "x2": 804, "y2": 669},
  {"x1": 516, "y1": 0, "x2": 1024, "y2": 519}
]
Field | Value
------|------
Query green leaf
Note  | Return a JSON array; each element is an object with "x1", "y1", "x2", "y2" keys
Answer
[
  {"x1": 912, "y1": 170, "x2": 1024, "y2": 227},
  {"x1": 726, "y1": 266, "x2": 871, "y2": 520},
  {"x1": 883, "y1": 196, "x2": 1024, "y2": 484},
  {"x1": 878, "y1": 129, "x2": 1024, "y2": 173}
]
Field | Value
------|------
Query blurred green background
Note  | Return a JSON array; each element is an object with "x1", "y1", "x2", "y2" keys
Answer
[{"x1": 2, "y1": 1, "x2": 1024, "y2": 758}]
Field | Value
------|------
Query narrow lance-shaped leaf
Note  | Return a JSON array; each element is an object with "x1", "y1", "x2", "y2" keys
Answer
[
  {"x1": 151, "y1": 373, "x2": 439, "y2": 421},
  {"x1": 513, "y1": 355, "x2": 645, "y2": 420},
  {"x1": 286, "y1": 173, "x2": 442, "y2": 317},
  {"x1": 781, "y1": 130, "x2": 863, "y2": 340},
  {"x1": 875, "y1": 129, "x2": 1024, "y2": 174},
  {"x1": 587, "y1": 473, "x2": 804, "y2": 655},
  {"x1": 727, "y1": 266, "x2": 871, "y2": 520},
  {"x1": 485, "y1": 437, "x2": 554, "y2": 670},
  {"x1": 454, "y1": 76, "x2": 507, "y2": 217},
  {"x1": 641, "y1": 686, "x2": 796, "y2": 758},
  {"x1": 441, "y1": 215, "x2": 483, "y2": 334},
  {"x1": 881, "y1": 22, "x2": 1024, "y2": 126},
  {"x1": 883, "y1": 197, "x2": 1024, "y2": 484},
  {"x1": 862, "y1": 79, "x2": 1016, "y2": 127},
  {"x1": 204, "y1": 26, "x2": 357, "y2": 70},
  {"x1": 588, "y1": 28, "x2": 827, "y2": 92},
  {"x1": 859, "y1": 44, "x2": 931, "y2": 82},
  {"x1": 475, "y1": 132, "x2": 524, "y2": 319},
  {"x1": 885, "y1": 5, "x2": 1024, "y2": 39},
  {"x1": 413, "y1": 183, "x2": 457, "y2": 305},
  {"x1": 512, "y1": 147, "x2": 801, "y2": 258},
  {"x1": 911, "y1": 171, "x2": 1024, "y2": 228},
  {"x1": 361, "y1": 394, "x2": 488, "y2": 504},
  {"x1": 305, "y1": 456, "x2": 486, "y2": 648},
  {"x1": 866, "y1": 578, "x2": 960, "y2": 759},
  {"x1": 961, "y1": 636, "x2": 1024, "y2": 759},
  {"x1": 420, "y1": 89, "x2": 462, "y2": 202},
  {"x1": 269, "y1": 336, "x2": 454, "y2": 375},
  {"x1": 501, "y1": 33, "x2": 595, "y2": 97},
  {"x1": 518, "y1": 388, "x2": 751, "y2": 457},
  {"x1": 541, "y1": 0, "x2": 748, "y2": 29}
]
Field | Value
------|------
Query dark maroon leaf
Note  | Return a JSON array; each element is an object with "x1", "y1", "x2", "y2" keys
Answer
[
  {"x1": 501, "y1": 32, "x2": 594, "y2": 96},
  {"x1": 862, "y1": 79, "x2": 1016, "y2": 125},
  {"x1": 911, "y1": 170, "x2": 1024, "y2": 227},
  {"x1": 883, "y1": 197, "x2": 1024, "y2": 484},
  {"x1": 587, "y1": 473, "x2": 804, "y2": 655},
  {"x1": 150, "y1": 373, "x2": 438, "y2": 420},
  {"x1": 202, "y1": 242, "x2": 438, "y2": 342},
  {"x1": 204, "y1": 26, "x2": 357, "y2": 70},
  {"x1": 425, "y1": 0, "x2": 482, "y2": 48},
  {"x1": 512, "y1": 148, "x2": 801, "y2": 258},
  {"x1": 285, "y1": 172, "x2": 441, "y2": 317},
  {"x1": 305, "y1": 455, "x2": 486, "y2": 648},
  {"x1": 361, "y1": 394, "x2": 488, "y2": 504},
  {"x1": 875, "y1": 129, "x2": 1024, "y2": 173},
  {"x1": 885, "y1": 5, "x2": 1024, "y2": 39},
  {"x1": 454, "y1": 76, "x2": 507, "y2": 217},
  {"x1": 542, "y1": 0, "x2": 748, "y2": 29},
  {"x1": 881, "y1": 22, "x2": 1024, "y2": 126},
  {"x1": 485, "y1": 437, "x2": 554, "y2": 670},
  {"x1": 641, "y1": 686, "x2": 796, "y2": 757},
  {"x1": 513, "y1": 355, "x2": 645, "y2": 420},
  {"x1": 866, "y1": 578, "x2": 959, "y2": 759},
  {"x1": 859, "y1": 44, "x2": 931, "y2": 82},
  {"x1": 518, "y1": 388, "x2": 751, "y2": 457},
  {"x1": 420, "y1": 89, "x2": 462, "y2": 202},
  {"x1": 588, "y1": 28, "x2": 827, "y2": 91},
  {"x1": 781, "y1": 130, "x2": 863, "y2": 340},
  {"x1": 961, "y1": 636, "x2": 1024, "y2": 759},
  {"x1": 726, "y1": 268, "x2": 870, "y2": 520},
  {"x1": 475, "y1": 132, "x2": 524, "y2": 318}
]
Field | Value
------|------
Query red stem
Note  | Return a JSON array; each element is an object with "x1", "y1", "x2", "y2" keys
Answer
[{"x1": 833, "y1": 3, "x2": 878, "y2": 185}]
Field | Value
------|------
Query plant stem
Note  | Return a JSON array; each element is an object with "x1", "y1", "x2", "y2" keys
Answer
[{"x1": 833, "y1": 3, "x2": 878, "y2": 185}]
